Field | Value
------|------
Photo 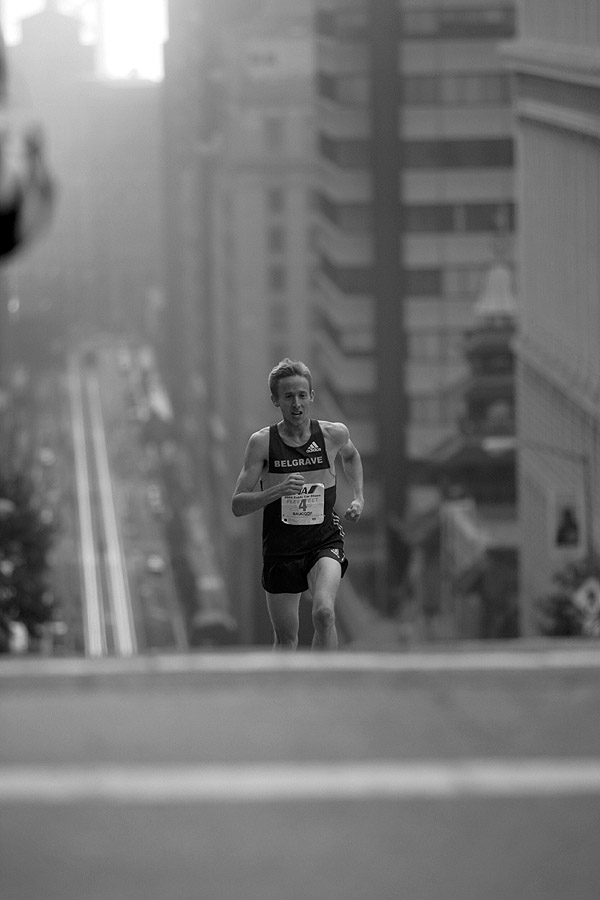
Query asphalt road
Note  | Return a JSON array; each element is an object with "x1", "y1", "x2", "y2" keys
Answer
[{"x1": 2, "y1": 643, "x2": 600, "y2": 900}]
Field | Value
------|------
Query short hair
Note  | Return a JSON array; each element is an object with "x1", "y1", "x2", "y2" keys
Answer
[{"x1": 268, "y1": 358, "x2": 312, "y2": 398}]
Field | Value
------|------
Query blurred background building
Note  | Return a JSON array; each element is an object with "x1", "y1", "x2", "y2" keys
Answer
[
  {"x1": 1, "y1": 0, "x2": 600, "y2": 650},
  {"x1": 502, "y1": 0, "x2": 600, "y2": 634},
  {"x1": 162, "y1": 0, "x2": 316, "y2": 642},
  {"x1": 6, "y1": 1, "x2": 163, "y2": 345},
  {"x1": 314, "y1": 0, "x2": 517, "y2": 614}
]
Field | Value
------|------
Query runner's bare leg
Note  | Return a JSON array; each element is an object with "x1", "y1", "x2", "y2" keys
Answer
[
  {"x1": 307, "y1": 557, "x2": 341, "y2": 650},
  {"x1": 265, "y1": 593, "x2": 301, "y2": 649}
]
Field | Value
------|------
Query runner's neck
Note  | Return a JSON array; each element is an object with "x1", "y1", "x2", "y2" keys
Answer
[{"x1": 277, "y1": 419, "x2": 312, "y2": 447}]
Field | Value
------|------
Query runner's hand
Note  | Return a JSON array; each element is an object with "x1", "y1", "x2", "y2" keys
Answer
[
  {"x1": 281, "y1": 473, "x2": 305, "y2": 495},
  {"x1": 344, "y1": 499, "x2": 363, "y2": 522}
]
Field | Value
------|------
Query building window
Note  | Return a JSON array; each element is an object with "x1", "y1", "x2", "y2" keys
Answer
[
  {"x1": 403, "y1": 75, "x2": 439, "y2": 105},
  {"x1": 411, "y1": 391, "x2": 460, "y2": 426},
  {"x1": 405, "y1": 268, "x2": 442, "y2": 296},
  {"x1": 321, "y1": 255, "x2": 372, "y2": 294},
  {"x1": 410, "y1": 331, "x2": 443, "y2": 361},
  {"x1": 411, "y1": 394, "x2": 440, "y2": 425},
  {"x1": 318, "y1": 73, "x2": 370, "y2": 106},
  {"x1": 317, "y1": 72, "x2": 336, "y2": 101},
  {"x1": 269, "y1": 299, "x2": 288, "y2": 332},
  {"x1": 402, "y1": 7, "x2": 515, "y2": 39},
  {"x1": 268, "y1": 265, "x2": 287, "y2": 292},
  {"x1": 316, "y1": 8, "x2": 368, "y2": 39},
  {"x1": 406, "y1": 202, "x2": 515, "y2": 234},
  {"x1": 337, "y1": 74, "x2": 370, "y2": 106},
  {"x1": 437, "y1": 7, "x2": 515, "y2": 38},
  {"x1": 410, "y1": 329, "x2": 464, "y2": 363},
  {"x1": 464, "y1": 202, "x2": 515, "y2": 232},
  {"x1": 267, "y1": 225, "x2": 286, "y2": 254},
  {"x1": 403, "y1": 73, "x2": 511, "y2": 107},
  {"x1": 319, "y1": 134, "x2": 370, "y2": 168},
  {"x1": 266, "y1": 186, "x2": 285, "y2": 213},
  {"x1": 316, "y1": 308, "x2": 373, "y2": 354},
  {"x1": 404, "y1": 138, "x2": 513, "y2": 169},
  {"x1": 402, "y1": 11, "x2": 437, "y2": 35},
  {"x1": 443, "y1": 266, "x2": 486, "y2": 298},
  {"x1": 264, "y1": 116, "x2": 285, "y2": 152},
  {"x1": 317, "y1": 193, "x2": 372, "y2": 231},
  {"x1": 405, "y1": 205, "x2": 454, "y2": 232}
]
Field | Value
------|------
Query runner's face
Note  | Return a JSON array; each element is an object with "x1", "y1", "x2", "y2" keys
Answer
[{"x1": 272, "y1": 376, "x2": 314, "y2": 426}]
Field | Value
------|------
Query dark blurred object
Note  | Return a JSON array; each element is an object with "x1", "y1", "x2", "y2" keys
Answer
[{"x1": 0, "y1": 26, "x2": 55, "y2": 260}]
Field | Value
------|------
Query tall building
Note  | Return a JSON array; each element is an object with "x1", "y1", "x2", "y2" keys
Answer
[
  {"x1": 502, "y1": 0, "x2": 600, "y2": 633},
  {"x1": 7, "y1": 3, "x2": 95, "y2": 327},
  {"x1": 210, "y1": 7, "x2": 317, "y2": 642},
  {"x1": 425, "y1": 259, "x2": 519, "y2": 640},
  {"x1": 163, "y1": 0, "x2": 317, "y2": 642},
  {"x1": 7, "y1": 2, "x2": 163, "y2": 338},
  {"x1": 314, "y1": 0, "x2": 516, "y2": 609}
]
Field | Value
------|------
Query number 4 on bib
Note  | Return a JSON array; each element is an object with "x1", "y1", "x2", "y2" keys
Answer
[{"x1": 281, "y1": 483, "x2": 325, "y2": 525}]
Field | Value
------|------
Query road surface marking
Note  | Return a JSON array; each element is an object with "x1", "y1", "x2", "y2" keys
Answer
[
  {"x1": 1, "y1": 647, "x2": 600, "y2": 679},
  {"x1": 86, "y1": 371, "x2": 137, "y2": 657},
  {"x1": 68, "y1": 356, "x2": 106, "y2": 658},
  {"x1": 1, "y1": 760, "x2": 600, "y2": 803}
]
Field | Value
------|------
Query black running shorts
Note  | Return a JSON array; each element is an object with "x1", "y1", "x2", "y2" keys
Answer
[{"x1": 262, "y1": 542, "x2": 348, "y2": 595}]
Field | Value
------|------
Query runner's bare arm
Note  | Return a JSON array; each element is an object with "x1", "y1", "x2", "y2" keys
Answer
[
  {"x1": 335, "y1": 424, "x2": 365, "y2": 522},
  {"x1": 232, "y1": 431, "x2": 304, "y2": 517}
]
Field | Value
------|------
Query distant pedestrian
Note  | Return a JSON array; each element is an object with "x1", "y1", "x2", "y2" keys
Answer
[{"x1": 232, "y1": 359, "x2": 364, "y2": 650}]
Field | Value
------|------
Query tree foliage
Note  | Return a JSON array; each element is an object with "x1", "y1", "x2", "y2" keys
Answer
[
  {"x1": 0, "y1": 469, "x2": 55, "y2": 649},
  {"x1": 535, "y1": 556, "x2": 600, "y2": 637}
]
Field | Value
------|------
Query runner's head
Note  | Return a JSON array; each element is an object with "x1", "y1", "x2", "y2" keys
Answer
[{"x1": 268, "y1": 359, "x2": 312, "y2": 400}]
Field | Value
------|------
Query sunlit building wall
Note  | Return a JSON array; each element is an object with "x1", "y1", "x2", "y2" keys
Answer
[
  {"x1": 8, "y1": 5, "x2": 163, "y2": 337},
  {"x1": 7, "y1": 5, "x2": 95, "y2": 326},
  {"x1": 502, "y1": 0, "x2": 600, "y2": 633},
  {"x1": 314, "y1": 0, "x2": 516, "y2": 610}
]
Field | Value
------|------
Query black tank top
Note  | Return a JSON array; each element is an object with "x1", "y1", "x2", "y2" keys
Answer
[{"x1": 261, "y1": 420, "x2": 344, "y2": 557}]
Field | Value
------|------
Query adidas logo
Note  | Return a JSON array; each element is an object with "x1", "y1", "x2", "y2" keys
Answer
[{"x1": 307, "y1": 442, "x2": 322, "y2": 453}]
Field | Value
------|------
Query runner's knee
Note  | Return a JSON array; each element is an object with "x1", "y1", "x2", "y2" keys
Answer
[
  {"x1": 272, "y1": 625, "x2": 298, "y2": 649},
  {"x1": 312, "y1": 604, "x2": 335, "y2": 633}
]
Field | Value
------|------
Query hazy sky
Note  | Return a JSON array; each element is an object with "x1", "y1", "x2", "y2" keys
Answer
[{"x1": 2, "y1": 0, "x2": 167, "y2": 79}]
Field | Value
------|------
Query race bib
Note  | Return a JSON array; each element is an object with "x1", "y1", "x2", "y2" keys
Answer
[{"x1": 281, "y1": 483, "x2": 325, "y2": 525}]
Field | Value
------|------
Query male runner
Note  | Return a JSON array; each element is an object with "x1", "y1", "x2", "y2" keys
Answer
[{"x1": 232, "y1": 359, "x2": 364, "y2": 649}]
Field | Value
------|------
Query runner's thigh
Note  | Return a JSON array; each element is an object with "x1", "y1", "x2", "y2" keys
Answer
[
  {"x1": 307, "y1": 556, "x2": 342, "y2": 604},
  {"x1": 266, "y1": 593, "x2": 301, "y2": 631}
]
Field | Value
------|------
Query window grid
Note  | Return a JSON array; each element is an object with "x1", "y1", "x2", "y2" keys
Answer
[
  {"x1": 405, "y1": 265, "x2": 488, "y2": 299},
  {"x1": 411, "y1": 390, "x2": 463, "y2": 426},
  {"x1": 403, "y1": 73, "x2": 512, "y2": 107},
  {"x1": 402, "y1": 6, "x2": 515, "y2": 39},
  {"x1": 405, "y1": 202, "x2": 515, "y2": 234},
  {"x1": 409, "y1": 328, "x2": 465, "y2": 363},
  {"x1": 267, "y1": 224, "x2": 286, "y2": 254},
  {"x1": 266, "y1": 187, "x2": 285, "y2": 214},
  {"x1": 404, "y1": 138, "x2": 513, "y2": 169},
  {"x1": 268, "y1": 265, "x2": 287, "y2": 292}
]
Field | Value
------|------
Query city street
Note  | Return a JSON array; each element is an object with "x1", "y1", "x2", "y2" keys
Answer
[{"x1": 1, "y1": 643, "x2": 600, "y2": 900}]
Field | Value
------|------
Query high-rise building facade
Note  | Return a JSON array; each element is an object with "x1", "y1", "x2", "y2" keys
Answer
[
  {"x1": 502, "y1": 0, "x2": 600, "y2": 632},
  {"x1": 8, "y1": 4, "x2": 163, "y2": 336},
  {"x1": 163, "y1": 0, "x2": 317, "y2": 642},
  {"x1": 314, "y1": 0, "x2": 516, "y2": 609},
  {"x1": 210, "y1": 4, "x2": 317, "y2": 642}
]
